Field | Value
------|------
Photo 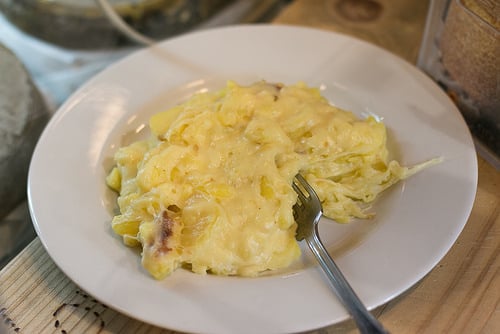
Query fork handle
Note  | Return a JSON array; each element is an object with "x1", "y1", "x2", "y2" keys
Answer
[{"x1": 306, "y1": 231, "x2": 389, "y2": 334}]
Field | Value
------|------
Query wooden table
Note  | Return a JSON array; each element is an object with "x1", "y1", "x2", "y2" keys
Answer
[{"x1": 1, "y1": 1, "x2": 499, "y2": 333}]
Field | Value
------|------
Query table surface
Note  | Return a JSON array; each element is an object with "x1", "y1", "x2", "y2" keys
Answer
[{"x1": 1, "y1": 1, "x2": 499, "y2": 333}]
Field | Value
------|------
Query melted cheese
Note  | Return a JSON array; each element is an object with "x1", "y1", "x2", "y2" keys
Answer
[{"x1": 106, "y1": 81, "x2": 435, "y2": 279}]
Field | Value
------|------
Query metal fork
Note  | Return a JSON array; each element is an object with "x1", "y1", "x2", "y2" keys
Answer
[{"x1": 292, "y1": 174, "x2": 389, "y2": 334}]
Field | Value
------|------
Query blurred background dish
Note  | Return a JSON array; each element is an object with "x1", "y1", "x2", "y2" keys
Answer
[
  {"x1": 0, "y1": 43, "x2": 49, "y2": 268},
  {"x1": 0, "y1": 0, "x2": 234, "y2": 49}
]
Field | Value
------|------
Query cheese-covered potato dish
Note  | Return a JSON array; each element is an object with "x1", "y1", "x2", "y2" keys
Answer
[{"x1": 106, "y1": 81, "x2": 433, "y2": 279}]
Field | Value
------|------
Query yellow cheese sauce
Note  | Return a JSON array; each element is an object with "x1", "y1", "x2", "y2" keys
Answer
[{"x1": 106, "y1": 81, "x2": 436, "y2": 279}]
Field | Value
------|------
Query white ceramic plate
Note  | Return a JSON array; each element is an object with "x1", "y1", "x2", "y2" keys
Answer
[{"x1": 28, "y1": 25, "x2": 477, "y2": 334}]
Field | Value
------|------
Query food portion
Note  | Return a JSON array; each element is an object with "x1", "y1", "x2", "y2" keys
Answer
[{"x1": 106, "y1": 81, "x2": 436, "y2": 279}]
